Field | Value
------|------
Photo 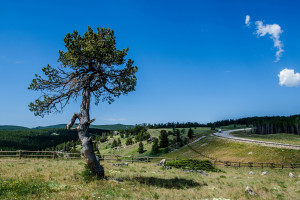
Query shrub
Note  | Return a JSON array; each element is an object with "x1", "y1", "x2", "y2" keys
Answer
[
  {"x1": 138, "y1": 142, "x2": 144, "y2": 154},
  {"x1": 165, "y1": 159, "x2": 221, "y2": 172},
  {"x1": 151, "y1": 138, "x2": 159, "y2": 155}
]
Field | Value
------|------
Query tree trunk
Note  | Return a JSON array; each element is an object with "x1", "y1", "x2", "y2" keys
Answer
[{"x1": 67, "y1": 89, "x2": 105, "y2": 178}]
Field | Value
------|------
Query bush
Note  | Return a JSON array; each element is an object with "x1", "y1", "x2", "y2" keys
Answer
[
  {"x1": 151, "y1": 138, "x2": 159, "y2": 154},
  {"x1": 138, "y1": 141, "x2": 144, "y2": 154},
  {"x1": 165, "y1": 159, "x2": 221, "y2": 172}
]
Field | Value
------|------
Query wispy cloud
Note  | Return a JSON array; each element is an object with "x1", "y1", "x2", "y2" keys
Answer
[
  {"x1": 103, "y1": 118, "x2": 126, "y2": 122},
  {"x1": 255, "y1": 20, "x2": 283, "y2": 62},
  {"x1": 245, "y1": 15, "x2": 250, "y2": 26},
  {"x1": 278, "y1": 68, "x2": 300, "y2": 87}
]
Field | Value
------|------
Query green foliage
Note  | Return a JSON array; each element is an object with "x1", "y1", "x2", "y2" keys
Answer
[
  {"x1": 118, "y1": 138, "x2": 122, "y2": 146},
  {"x1": 151, "y1": 138, "x2": 159, "y2": 155},
  {"x1": 0, "y1": 128, "x2": 103, "y2": 151},
  {"x1": 28, "y1": 26, "x2": 138, "y2": 116},
  {"x1": 138, "y1": 142, "x2": 144, "y2": 154},
  {"x1": 135, "y1": 131, "x2": 150, "y2": 142},
  {"x1": 126, "y1": 137, "x2": 133, "y2": 146},
  {"x1": 111, "y1": 139, "x2": 118, "y2": 148},
  {"x1": 80, "y1": 164, "x2": 97, "y2": 182},
  {"x1": 165, "y1": 159, "x2": 221, "y2": 172},
  {"x1": 188, "y1": 128, "x2": 194, "y2": 139},
  {"x1": 159, "y1": 130, "x2": 169, "y2": 148}
]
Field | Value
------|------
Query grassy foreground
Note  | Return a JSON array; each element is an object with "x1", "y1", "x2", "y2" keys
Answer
[{"x1": 0, "y1": 158, "x2": 300, "y2": 199}]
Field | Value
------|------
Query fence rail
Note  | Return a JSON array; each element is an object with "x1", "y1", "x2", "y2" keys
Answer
[
  {"x1": 0, "y1": 150, "x2": 299, "y2": 169},
  {"x1": 0, "y1": 150, "x2": 176, "y2": 163}
]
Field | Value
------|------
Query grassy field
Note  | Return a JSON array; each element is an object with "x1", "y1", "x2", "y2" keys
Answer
[
  {"x1": 165, "y1": 136, "x2": 300, "y2": 163},
  {"x1": 232, "y1": 131, "x2": 300, "y2": 145},
  {"x1": 97, "y1": 127, "x2": 215, "y2": 157},
  {"x1": 0, "y1": 158, "x2": 299, "y2": 200}
]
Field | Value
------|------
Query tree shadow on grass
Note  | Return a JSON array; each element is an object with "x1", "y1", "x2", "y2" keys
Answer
[{"x1": 124, "y1": 176, "x2": 207, "y2": 189}]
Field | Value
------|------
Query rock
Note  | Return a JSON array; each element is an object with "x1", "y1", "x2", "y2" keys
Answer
[
  {"x1": 261, "y1": 171, "x2": 268, "y2": 175},
  {"x1": 201, "y1": 143, "x2": 208, "y2": 147},
  {"x1": 111, "y1": 178, "x2": 123, "y2": 182},
  {"x1": 248, "y1": 152, "x2": 253, "y2": 155},
  {"x1": 163, "y1": 166, "x2": 172, "y2": 170},
  {"x1": 113, "y1": 163, "x2": 128, "y2": 167},
  {"x1": 249, "y1": 171, "x2": 255, "y2": 175},
  {"x1": 158, "y1": 159, "x2": 166, "y2": 166},
  {"x1": 196, "y1": 170, "x2": 208, "y2": 176},
  {"x1": 181, "y1": 169, "x2": 208, "y2": 176},
  {"x1": 289, "y1": 172, "x2": 294, "y2": 178},
  {"x1": 245, "y1": 186, "x2": 258, "y2": 196}
]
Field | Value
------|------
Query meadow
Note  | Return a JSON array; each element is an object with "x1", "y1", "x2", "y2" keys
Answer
[
  {"x1": 0, "y1": 158, "x2": 300, "y2": 200},
  {"x1": 232, "y1": 131, "x2": 300, "y2": 146}
]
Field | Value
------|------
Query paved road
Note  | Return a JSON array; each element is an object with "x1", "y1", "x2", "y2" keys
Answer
[{"x1": 213, "y1": 129, "x2": 300, "y2": 150}]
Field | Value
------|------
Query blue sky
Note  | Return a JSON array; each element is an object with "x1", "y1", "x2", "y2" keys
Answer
[{"x1": 1, "y1": 0, "x2": 300, "y2": 127}]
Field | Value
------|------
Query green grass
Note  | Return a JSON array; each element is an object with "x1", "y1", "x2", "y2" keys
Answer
[
  {"x1": 232, "y1": 131, "x2": 300, "y2": 145},
  {"x1": 165, "y1": 136, "x2": 300, "y2": 163},
  {"x1": 97, "y1": 127, "x2": 214, "y2": 157},
  {"x1": 0, "y1": 158, "x2": 300, "y2": 199}
]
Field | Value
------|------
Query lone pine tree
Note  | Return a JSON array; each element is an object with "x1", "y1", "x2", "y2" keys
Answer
[{"x1": 28, "y1": 27, "x2": 138, "y2": 178}]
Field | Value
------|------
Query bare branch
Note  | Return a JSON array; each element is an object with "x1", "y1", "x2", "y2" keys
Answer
[{"x1": 67, "y1": 112, "x2": 81, "y2": 129}]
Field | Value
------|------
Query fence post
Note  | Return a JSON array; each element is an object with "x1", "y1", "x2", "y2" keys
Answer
[
  {"x1": 261, "y1": 163, "x2": 264, "y2": 169},
  {"x1": 147, "y1": 156, "x2": 149, "y2": 162},
  {"x1": 52, "y1": 152, "x2": 55, "y2": 159},
  {"x1": 238, "y1": 162, "x2": 240, "y2": 168},
  {"x1": 19, "y1": 150, "x2": 21, "y2": 159},
  {"x1": 282, "y1": 164, "x2": 284, "y2": 169},
  {"x1": 116, "y1": 155, "x2": 119, "y2": 162},
  {"x1": 103, "y1": 155, "x2": 105, "y2": 161},
  {"x1": 214, "y1": 160, "x2": 216, "y2": 166},
  {"x1": 131, "y1": 156, "x2": 133, "y2": 163}
]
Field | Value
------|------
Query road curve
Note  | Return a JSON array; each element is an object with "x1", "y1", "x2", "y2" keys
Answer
[{"x1": 213, "y1": 129, "x2": 300, "y2": 150}]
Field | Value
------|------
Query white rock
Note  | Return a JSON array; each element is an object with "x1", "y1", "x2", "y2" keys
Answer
[
  {"x1": 261, "y1": 171, "x2": 268, "y2": 175},
  {"x1": 248, "y1": 152, "x2": 253, "y2": 155},
  {"x1": 289, "y1": 172, "x2": 294, "y2": 178},
  {"x1": 159, "y1": 159, "x2": 166, "y2": 166},
  {"x1": 249, "y1": 171, "x2": 255, "y2": 175},
  {"x1": 245, "y1": 186, "x2": 257, "y2": 196}
]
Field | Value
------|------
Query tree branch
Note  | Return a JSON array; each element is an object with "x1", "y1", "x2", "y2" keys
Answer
[{"x1": 67, "y1": 112, "x2": 81, "y2": 129}]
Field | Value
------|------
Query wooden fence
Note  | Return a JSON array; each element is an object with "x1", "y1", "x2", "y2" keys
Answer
[
  {"x1": 0, "y1": 150, "x2": 299, "y2": 169},
  {"x1": 0, "y1": 150, "x2": 176, "y2": 163}
]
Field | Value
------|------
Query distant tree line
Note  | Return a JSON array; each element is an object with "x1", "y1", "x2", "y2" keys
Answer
[
  {"x1": 146, "y1": 122, "x2": 208, "y2": 129},
  {"x1": 0, "y1": 128, "x2": 105, "y2": 151}
]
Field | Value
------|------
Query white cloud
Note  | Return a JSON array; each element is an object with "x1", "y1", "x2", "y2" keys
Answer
[
  {"x1": 255, "y1": 21, "x2": 283, "y2": 62},
  {"x1": 245, "y1": 15, "x2": 250, "y2": 26},
  {"x1": 278, "y1": 68, "x2": 300, "y2": 87},
  {"x1": 103, "y1": 118, "x2": 126, "y2": 122}
]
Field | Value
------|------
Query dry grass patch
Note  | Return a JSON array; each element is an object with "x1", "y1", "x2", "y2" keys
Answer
[{"x1": 0, "y1": 158, "x2": 300, "y2": 199}]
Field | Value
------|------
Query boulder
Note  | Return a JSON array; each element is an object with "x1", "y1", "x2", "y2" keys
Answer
[
  {"x1": 261, "y1": 171, "x2": 268, "y2": 175},
  {"x1": 249, "y1": 171, "x2": 255, "y2": 175},
  {"x1": 163, "y1": 166, "x2": 172, "y2": 170},
  {"x1": 289, "y1": 172, "x2": 294, "y2": 178},
  {"x1": 245, "y1": 186, "x2": 258, "y2": 196},
  {"x1": 158, "y1": 159, "x2": 166, "y2": 166}
]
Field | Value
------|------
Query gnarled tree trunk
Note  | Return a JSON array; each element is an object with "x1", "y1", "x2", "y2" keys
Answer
[{"x1": 67, "y1": 89, "x2": 105, "y2": 178}]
